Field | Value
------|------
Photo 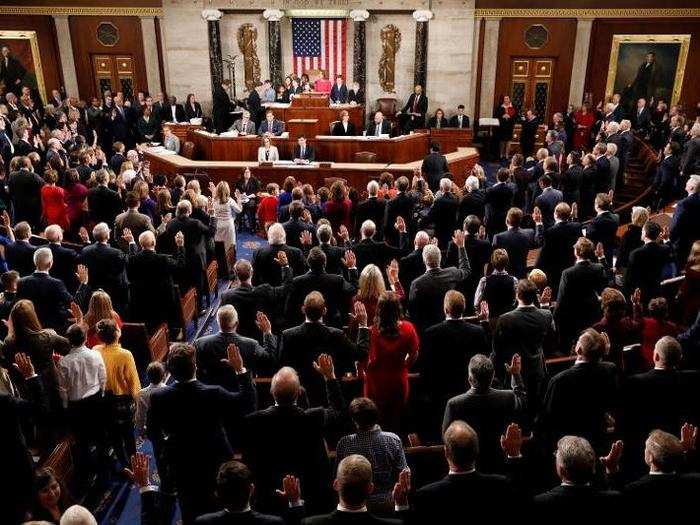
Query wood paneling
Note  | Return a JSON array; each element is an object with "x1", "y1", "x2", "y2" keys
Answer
[
  {"x1": 0, "y1": 15, "x2": 62, "y2": 100},
  {"x1": 476, "y1": 0, "x2": 700, "y2": 8},
  {"x1": 68, "y1": 15, "x2": 148, "y2": 100},
  {"x1": 585, "y1": 18, "x2": 700, "y2": 108},
  {"x1": 493, "y1": 18, "x2": 576, "y2": 121}
]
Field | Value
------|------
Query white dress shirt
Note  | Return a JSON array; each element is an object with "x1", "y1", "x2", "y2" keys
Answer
[{"x1": 56, "y1": 345, "x2": 107, "y2": 405}]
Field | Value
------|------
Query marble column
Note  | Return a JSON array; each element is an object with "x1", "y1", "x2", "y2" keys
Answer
[
  {"x1": 412, "y1": 10, "x2": 433, "y2": 89},
  {"x1": 468, "y1": 15, "x2": 483, "y2": 119},
  {"x1": 139, "y1": 16, "x2": 162, "y2": 95},
  {"x1": 52, "y1": 15, "x2": 79, "y2": 98},
  {"x1": 569, "y1": 18, "x2": 594, "y2": 106},
  {"x1": 350, "y1": 10, "x2": 369, "y2": 91},
  {"x1": 263, "y1": 9, "x2": 284, "y2": 88},
  {"x1": 202, "y1": 9, "x2": 224, "y2": 97},
  {"x1": 478, "y1": 17, "x2": 501, "y2": 120}
]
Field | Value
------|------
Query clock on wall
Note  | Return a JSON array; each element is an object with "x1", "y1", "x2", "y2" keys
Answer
[{"x1": 97, "y1": 22, "x2": 120, "y2": 47}]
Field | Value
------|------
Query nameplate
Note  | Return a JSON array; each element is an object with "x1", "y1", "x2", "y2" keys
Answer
[
  {"x1": 259, "y1": 161, "x2": 274, "y2": 167},
  {"x1": 318, "y1": 162, "x2": 332, "y2": 168}
]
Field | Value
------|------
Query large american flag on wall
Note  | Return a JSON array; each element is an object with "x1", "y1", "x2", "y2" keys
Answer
[{"x1": 291, "y1": 18, "x2": 347, "y2": 79}]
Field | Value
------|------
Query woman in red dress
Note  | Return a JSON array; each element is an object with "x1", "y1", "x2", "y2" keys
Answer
[
  {"x1": 677, "y1": 240, "x2": 700, "y2": 325},
  {"x1": 64, "y1": 168, "x2": 88, "y2": 237},
  {"x1": 364, "y1": 291, "x2": 419, "y2": 433},
  {"x1": 573, "y1": 103, "x2": 596, "y2": 152},
  {"x1": 41, "y1": 170, "x2": 69, "y2": 230},
  {"x1": 83, "y1": 290, "x2": 123, "y2": 348},
  {"x1": 324, "y1": 180, "x2": 353, "y2": 233}
]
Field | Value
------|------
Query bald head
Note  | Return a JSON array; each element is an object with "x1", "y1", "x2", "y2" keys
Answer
[{"x1": 271, "y1": 366, "x2": 300, "y2": 405}]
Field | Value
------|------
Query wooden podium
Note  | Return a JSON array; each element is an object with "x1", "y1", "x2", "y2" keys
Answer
[{"x1": 263, "y1": 94, "x2": 364, "y2": 136}]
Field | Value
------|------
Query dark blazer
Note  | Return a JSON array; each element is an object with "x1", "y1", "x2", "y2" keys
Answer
[
  {"x1": 427, "y1": 116, "x2": 449, "y2": 129},
  {"x1": 8, "y1": 169, "x2": 44, "y2": 227},
  {"x1": 303, "y1": 511, "x2": 400, "y2": 525},
  {"x1": 352, "y1": 235, "x2": 408, "y2": 275},
  {"x1": 681, "y1": 136, "x2": 700, "y2": 176},
  {"x1": 492, "y1": 227, "x2": 537, "y2": 279},
  {"x1": 534, "y1": 220, "x2": 583, "y2": 293},
  {"x1": 87, "y1": 185, "x2": 124, "y2": 227},
  {"x1": 560, "y1": 165, "x2": 582, "y2": 205},
  {"x1": 458, "y1": 190, "x2": 487, "y2": 224},
  {"x1": 17, "y1": 272, "x2": 88, "y2": 332},
  {"x1": 633, "y1": 107, "x2": 651, "y2": 131},
  {"x1": 408, "y1": 246, "x2": 471, "y2": 333},
  {"x1": 624, "y1": 241, "x2": 673, "y2": 300},
  {"x1": 422, "y1": 193, "x2": 458, "y2": 248},
  {"x1": 5, "y1": 240, "x2": 37, "y2": 277},
  {"x1": 293, "y1": 144, "x2": 315, "y2": 162},
  {"x1": 162, "y1": 103, "x2": 187, "y2": 123},
  {"x1": 317, "y1": 243, "x2": 346, "y2": 276},
  {"x1": 284, "y1": 269, "x2": 358, "y2": 328},
  {"x1": 594, "y1": 155, "x2": 612, "y2": 193},
  {"x1": 555, "y1": 261, "x2": 608, "y2": 345},
  {"x1": 533, "y1": 187, "x2": 563, "y2": 229},
  {"x1": 446, "y1": 236, "x2": 492, "y2": 308},
  {"x1": 586, "y1": 211, "x2": 620, "y2": 266},
  {"x1": 421, "y1": 152, "x2": 449, "y2": 191},
  {"x1": 47, "y1": 242, "x2": 80, "y2": 293},
  {"x1": 347, "y1": 89, "x2": 364, "y2": 105},
  {"x1": 258, "y1": 119, "x2": 285, "y2": 136},
  {"x1": 79, "y1": 242, "x2": 129, "y2": 312},
  {"x1": 330, "y1": 84, "x2": 348, "y2": 104},
  {"x1": 212, "y1": 86, "x2": 233, "y2": 132},
  {"x1": 383, "y1": 193, "x2": 415, "y2": 246},
  {"x1": 331, "y1": 121, "x2": 356, "y2": 136},
  {"x1": 484, "y1": 183, "x2": 514, "y2": 235},
  {"x1": 366, "y1": 120, "x2": 391, "y2": 136},
  {"x1": 398, "y1": 248, "x2": 425, "y2": 293},
  {"x1": 624, "y1": 473, "x2": 700, "y2": 518},
  {"x1": 670, "y1": 192, "x2": 700, "y2": 265},
  {"x1": 184, "y1": 101, "x2": 204, "y2": 121},
  {"x1": 252, "y1": 243, "x2": 306, "y2": 286},
  {"x1": 162, "y1": 213, "x2": 216, "y2": 274},
  {"x1": 449, "y1": 114, "x2": 470, "y2": 128},
  {"x1": 354, "y1": 198, "x2": 386, "y2": 241},
  {"x1": 401, "y1": 93, "x2": 428, "y2": 126},
  {"x1": 282, "y1": 218, "x2": 315, "y2": 250},
  {"x1": 534, "y1": 485, "x2": 622, "y2": 521},
  {"x1": 196, "y1": 509, "x2": 285, "y2": 524}
]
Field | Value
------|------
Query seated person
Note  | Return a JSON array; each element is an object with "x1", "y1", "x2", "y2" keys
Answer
[
  {"x1": 162, "y1": 126, "x2": 180, "y2": 153},
  {"x1": 330, "y1": 75, "x2": 348, "y2": 103},
  {"x1": 229, "y1": 110, "x2": 256, "y2": 135},
  {"x1": 449, "y1": 104, "x2": 471, "y2": 128},
  {"x1": 292, "y1": 136, "x2": 315, "y2": 164},
  {"x1": 257, "y1": 110, "x2": 285, "y2": 136},
  {"x1": 427, "y1": 108, "x2": 448, "y2": 129},
  {"x1": 347, "y1": 81, "x2": 364, "y2": 105},
  {"x1": 366, "y1": 111, "x2": 391, "y2": 136},
  {"x1": 332, "y1": 110, "x2": 356, "y2": 136},
  {"x1": 257, "y1": 136, "x2": 279, "y2": 162}
]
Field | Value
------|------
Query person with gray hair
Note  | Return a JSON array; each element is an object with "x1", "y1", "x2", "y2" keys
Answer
[
  {"x1": 315, "y1": 222, "x2": 346, "y2": 275},
  {"x1": 86, "y1": 167, "x2": 124, "y2": 227},
  {"x1": 670, "y1": 173, "x2": 700, "y2": 266},
  {"x1": 409, "y1": 228, "x2": 470, "y2": 334},
  {"x1": 4, "y1": 220, "x2": 35, "y2": 277},
  {"x1": 252, "y1": 222, "x2": 305, "y2": 286},
  {"x1": 680, "y1": 121, "x2": 700, "y2": 176},
  {"x1": 44, "y1": 224, "x2": 81, "y2": 293},
  {"x1": 354, "y1": 180, "x2": 386, "y2": 241},
  {"x1": 194, "y1": 304, "x2": 277, "y2": 383},
  {"x1": 421, "y1": 177, "x2": 459, "y2": 248},
  {"x1": 349, "y1": 215, "x2": 408, "y2": 273},
  {"x1": 398, "y1": 230, "x2": 429, "y2": 291},
  {"x1": 605, "y1": 141, "x2": 620, "y2": 191},
  {"x1": 59, "y1": 504, "x2": 97, "y2": 525}
]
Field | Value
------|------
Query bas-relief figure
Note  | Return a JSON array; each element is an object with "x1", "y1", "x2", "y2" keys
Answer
[
  {"x1": 379, "y1": 24, "x2": 401, "y2": 93},
  {"x1": 237, "y1": 23, "x2": 261, "y2": 90}
]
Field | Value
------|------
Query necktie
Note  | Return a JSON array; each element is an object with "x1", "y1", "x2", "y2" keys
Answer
[
  {"x1": 376, "y1": 123, "x2": 381, "y2": 136},
  {"x1": 265, "y1": 150, "x2": 269, "y2": 161},
  {"x1": 459, "y1": 116, "x2": 463, "y2": 127},
  {"x1": 413, "y1": 95, "x2": 419, "y2": 113},
  {"x1": 300, "y1": 147, "x2": 305, "y2": 158}
]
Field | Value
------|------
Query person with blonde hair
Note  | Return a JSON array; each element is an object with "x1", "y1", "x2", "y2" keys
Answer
[
  {"x1": 351, "y1": 263, "x2": 404, "y2": 332},
  {"x1": 209, "y1": 180, "x2": 242, "y2": 255},
  {"x1": 82, "y1": 289, "x2": 123, "y2": 348},
  {"x1": 616, "y1": 205, "x2": 649, "y2": 274}
]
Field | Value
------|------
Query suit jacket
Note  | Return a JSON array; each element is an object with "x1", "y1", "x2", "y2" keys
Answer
[
  {"x1": 633, "y1": 107, "x2": 651, "y2": 131},
  {"x1": 5, "y1": 240, "x2": 37, "y2": 277},
  {"x1": 303, "y1": 511, "x2": 399, "y2": 525},
  {"x1": 352, "y1": 235, "x2": 408, "y2": 275},
  {"x1": 534, "y1": 221, "x2": 582, "y2": 293},
  {"x1": 48, "y1": 242, "x2": 80, "y2": 293},
  {"x1": 398, "y1": 248, "x2": 425, "y2": 293},
  {"x1": 282, "y1": 218, "x2": 315, "y2": 250},
  {"x1": 330, "y1": 84, "x2": 348, "y2": 104},
  {"x1": 670, "y1": 192, "x2": 700, "y2": 265},
  {"x1": 231, "y1": 119, "x2": 257, "y2": 135},
  {"x1": 458, "y1": 190, "x2": 487, "y2": 224},
  {"x1": 421, "y1": 152, "x2": 449, "y2": 191},
  {"x1": 408, "y1": 246, "x2": 471, "y2": 333},
  {"x1": 184, "y1": 101, "x2": 204, "y2": 121},
  {"x1": 196, "y1": 509, "x2": 286, "y2": 524},
  {"x1": 8, "y1": 169, "x2": 44, "y2": 226},
  {"x1": 87, "y1": 185, "x2": 124, "y2": 227},
  {"x1": 534, "y1": 485, "x2": 622, "y2": 521},
  {"x1": 284, "y1": 269, "x2": 358, "y2": 328},
  {"x1": 492, "y1": 227, "x2": 537, "y2": 279},
  {"x1": 401, "y1": 93, "x2": 428, "y2": 125},
  {"x1": 17, "y1": 272, "x2": 88, "y2": 332},
  {"x1": 681, "y1": 136, "x2": 700, "y2": 175},
  {"x1": 624, "y1": 241, "x2": 673, "y2": 300},
  {"x1": 427, "y1": 116, "x2": 449, "y2": 129},
  {"x1": 448, "y1": 114, "x2": 470, "y2": 128},
  {"x1": 366, "y1": 120, "x2": 391, "y2": 136},
  {"x1": 354, "y1": 198, "x2": 386, "y2": 241},
  {"x1": 331, "y1": 121, "x2": 356, "y2": 136},
  {"x1": 258, "y1": 119, "x2": 285, "y2": 136},
  {"x1": 383, "y1": 193, "x2": 415, "y2": 246},
  {"x1": 484, "y1": 183, "x2": 515, "y2": 235},
  {"x1": 212, "y1": 86, "x2": 233, "y2": 132},
  {"x1": 162, "y1": 214, "x2": 216, "y2": 272},
  {"x1": 533, "y1": 187, "x2": 563, "y2": 229},
  {"x1": 252, "y1": 243, "x2": 306, "y2": 286},
  {"x1": 162, "y1": 103, "x2": 187, "y2": 123},
  {"x1": 79, "y1": 242, "x2": 129, "y2": 310},
  {"x1": 293, "y1": 145, "x2": 316, "y2": 162},
  {"x1": 586, "y1": 211, "x2": 620, "y2": 266},
  {"x1": 347, "y1": 89, "x2": 364, "y2": 105},
  {"x1": 624, "y1": 473, "x2": 700, "y2": 519},
  {"x1": 594, "y1": 155, "x2": 612, "y2": 193},
  {"x1": 555, "y1": 261, "x2": 608, "y2": 342},
  {"x1": 422, "y1": 193, "x2": 458, "y2": 248},
  {"x1": 114, "y1": 209, "x2": 155, "y2": 251}
]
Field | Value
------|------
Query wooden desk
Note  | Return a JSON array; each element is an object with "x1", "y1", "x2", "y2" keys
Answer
[
  {"x1": 263, "y1": 93, "x2": 364, "y2": 137},
  {"x1": 144, "y1": 146, "x2": 479, "y2": 191},
  {"x1": 161, "y1": 122, "x2": 203, "y2": 142},
  {"x1": 419, "y1": 128, "x2": 474, "y2": 154},
  {"x1": 189, "y1": 131, "x2": 292, "y2": 161}
]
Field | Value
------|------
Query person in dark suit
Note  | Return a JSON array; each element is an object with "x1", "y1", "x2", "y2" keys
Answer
[
  {"x1": 282, "y1": 202, "x2": 315, "y2": 250},
  {"x1": 492, "y1": 208, "x2": 538, "y2": 279},
  {"x1": 555, "y1": 238, "x2": 608, "y2": 349},
  {"x1": 352, "y1": 218, "x2": 408, "y2": 274},
  {"x1": 398, "y1": 231, "x2": 428, "y2": 293},
  {"x1": 17, "y1": 247, "x2": 90, "y2": 332},
  {"x1": 421, "y1": 143, "x2": 449, "y2": 192},
  {"x1": 330, "y1": 76, "x2": 348, "y2": 104},
  {"x1": 448, "y1": 105, "x2": 470, "y2": 128},
  {"x1": 585, "y1": 193, "x2": 620, "y2": 267},
  {"x1": 163, "y1": 95, "x2": 187, "y2": 123},
  {"x1": 534, "y1": 202, "x2": 583, "y2": 295},
  {"x1": 670, "y1": 175, "x2": 700, "y2": 266},
  {"x1": 313, "y1": 224, "x2": 346, "y2": 276},
  {"x1": 242, "y1": 354, "x2": 347, "y2": 514},
  {"x1": 560, "y1": 152, "x2": 583, "y2": 206},
  {"x1": 421, "y1": 178, "x2": 458, "y2": 248},
  {"x1": 110, "y1": 101, "x2": 133, "y2": 148},
  {"x1": 408, "y1": 232, "x2": 471, "y2": 334},
  {"x1": 426, "y1": 108, "x2": 449, "y2": 129},
  {"x1": 520, "y1": 109, "x2": 540, "y2": 158},
  {"x1": 633, "y1": 98, "x2": 651, "y2": 133},
  {"x1": 331, "y1": 110, "x2": 356, "y2": 136},
  {"x1": 8, "y1": 157, "x2": 44, "y2": 229},
  {"x1": 534, "y1": 435, "x2": 622, "y2": 520},
  {"x1": 292, "y1": 136, "x2": 315, "y2": 163},
  {"x1": 147, "y1": 343, "x2": 257, "y2": 524},
  {"x1": 366, "y1": 111, "x2": 391, "y2": 137},
  {"x1": 681, "y1": 126, "x2": 700, "y2": 177},
  {"x1": 398, "y1": 84, "x2": 428, "y2": 133},
  {"x1": 459, "y1": 176, "x2": 487, "y2": 225},
  {"x1": 593, "y1": 143, "x2": 612, "y2": 194},
  {"x1": 354, "y1": 181, "x2": 386, "y2": 241},
  {"x1": 213, "y1": 79, "x2": 233, "y2": 133},
  {"x1": 79, "y1": 222, "x2": 129, "y2": 314},
  {"x1": 0, "y1": 45, "x2": 27, "y2": 95},
  {"x1": 383, "y1": 177, "x2": 414, "y2": 246},
  {"x1": 445, "y1": 216, "x2": 492, "y2": 311},
  {"x1": 484, "y1": 169, "x2": 515, "y2": 238},
  {"x1": 252, "y1": 223, "x2": 306, "y2": 286},
  {"x1": 5, "y1": 222, "x2": 36, "y2": 277},
  {"x1": 347, "y1": 82, "x2": 364, "y2": 105},
  {"x1": 279, "y1": 293, "x2": 368, "y2": 406},
  {"x1": 533, "y1": 176, "x2": 563, "y2": 230},
  {"x1": 624, "y1": 221, "x2": 673, "y2": 302},
  {"x1": 44, "y1": 224, "x2": 80, "y2": 294},
  {"x1": 258, "y1": 110, "x2": 285, "y2": 136},
  {"x1": 184, "y1": 93, "x2": 204, "y2": 121},
  {"x1": 537, "y1": 328, "x2": 620, "y2": 452},
  {"x1": 87, "y1": 169, "x2": 124, "y2": 228},
  {"x1": 653, "y1": 142, "x2": 681, "y2": 210}
]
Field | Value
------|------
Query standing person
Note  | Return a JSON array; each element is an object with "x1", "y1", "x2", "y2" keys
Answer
[
  {"x1": 364, "y1": 291, "x2": 419, "y2": 433},
  {"x1": 520, "y1": 108, "x2": 539, "y2": 158},
  {"x1": 212, "y1": 79, "x2": 233, "y2": 133},
  {"x1": 210, "y1": 181, "x2": 242, "y2": 270},
  {"x1": 495, "y1": 95, "x2": 517, "y2": 159}
]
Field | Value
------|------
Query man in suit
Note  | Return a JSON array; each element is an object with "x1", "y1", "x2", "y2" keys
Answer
[
  {"x1": 533, "y1": 175, "x2": 563, "y2": 229},
  {"x1": 484, "y1": 169, "x2": 515, "y2": 238},
  {"x1": 293, "y1": 136, "x2": 315, "y2": 163},
  {"x1": 252, "y1": 223, "x2": 306, "y2": 286},
  {"x1": 148, "y1": 343, "x2": 257, "y2": 524},
  {"x1": 383, "y1": 176, "x2": 414, "y2": 246},
  {"x1": 446, "y1": 216, "x2": 492, "y2": 310},
  {"x1": 79, "y1": 222, "x2": 129, "y2": 314},
  {"x1": 114, "y1": 192, "x2": 156, "y2": 251},
  {"x1": 592, "y1": 143, "x2": 612, "y2": 194},
  {"x1": 163, "y1": 95, "x2": 186, "y2": 123},
  {"x1": 87, "y1": 169, "x2": 124, "y2": 229},
  {"x1": 408, "y1": 232, "x2": 471, "y2": 334},
  {"x1": 8, "y1": 156, "x2": 44, "y2": 229},
  {"x1": 229, "y1": 110, "x2": 257, "y2": 135},
  {"x1": 449, "y1": 104, "x2": 470, "y2": 128},
  {"x1": 624, "y1": 221, "x2": 673, "y2": 302},
  {"x1": 534, "y1": 436, "x2": 621, "y2": 519},
  {"x1": 633, "y1": 98, "x2": 652, "y2": 134},
  {"x1": 125, "y1": 229, "x2": 185, "y2": 330},
  {"x1": 284, "y1": 247, "x2": 358, "y2": 328},
  {"x1": 354, "y1": 181, "x2": 386, "y2": 241},
  {"x1": 213, "y1": 79, "x2": 233, "y2": 133},
  {"x1": 654, "y1": 142, "x2": 681, "y2": 210},
  {"x1": 398, "y1": 84, "x2": 428, "y2": 133},
  {"x1": 680, "y1": 123, "x2": 700, "y2": 177},
  {"x1": 17, "y1": 247, "x2": 90, "y2": 332},
  {"x1": 315, "y1": 224, "x2": 346, "y2": 276},
  {"x1": 555, "y1": 238, "x2": 608, "y2": 349},
  {"x1": 5, "y1": 221, "x2": 36, "y2": 277},
  {"x1": 366, "y1": 111, "x2": 391, "y2": 137},
  {"x1": 246, "y1": 85, "x2": 262, "y2": 125},
  {"x1": 399, "y1": 231, "x2": 428, "y2": 293},
  {"x1": 331, "y1": 110, "x2": 356, "y2": 136},
  {"x1": 0, "y1": 45, "x2": 26, "y2": 95},
  {"x1": 670, "y1": 174, "x2": 700, "y2": 266},
  {"x1": 45, "y1": 225, "x2": 80, "y2": 294},
  {"x1": 242, "y1": 354, "x2": 347, "y2": 514},
  {"x1": 586, "y1": 192, "x2": 619, "y2": 267},
  {"x1": 282, "y1": 202, "x2": 315, "y2": 250},
  {"x1": 111, "y1": 97, "x2": 133, "y2": 148},
  {"x1": 421, "y1": 178, "x2": 458, "y2": 248},
  {"x1": 534, "y1": 202, "x2": 582, "y2": 295},
  {"x1": 421, "y1": 143, "x2": 449, "y2": 192},
  {"x1": 537, "y1": 328, "x2": 620, "y2": 452},
  {"x1": 492, "y1": 207, "x2": 538, "y2": 279},
  {"x1": 330, "y1": 75, "x2": 348, "y2": 104},
  {"x1": 492, "y1": 279, "x2": 554, "y2": 422},
  {"x1": 195, "y1": 305, "x2": 277, "y2": 389},
  {"x1": 279, "y1": 292, "x2": 368, "y2": 406},
  {"x1": 258, "y1": 110, "x2": 285, "y2": 136},
  {"x1": 351, "y1": 218, "x2": 408, "y2": 275}
]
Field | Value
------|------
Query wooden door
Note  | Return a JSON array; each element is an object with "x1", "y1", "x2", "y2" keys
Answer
[
  {"x1": 92, "y1": 54, "x2": 136, "y2": 99},
  {"x1": 509, "y1": 58, "x2": 554, "y2": 120}
]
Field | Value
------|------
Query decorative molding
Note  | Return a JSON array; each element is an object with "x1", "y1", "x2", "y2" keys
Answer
[
  {"x1": 262, "y1": 9, "x2": 284, "y2": 22},
  {"x1": 412, "y1": 10, "x2": 433, "y2": 23},
  {"x1": 349, "y1": 9, "x2": 370, "y2": 22},
  {"x1": 475, "y1": 8, "x2": 700, "y2": 18},
  {"x1": 201, "y1": 9, "x2": 223, "y2": 22},
  {"x1": 284, "y1": 9, "x2": 348, "y2": 18},
  {"x1": 0, "y1": 6, "x2": 163, "y2": 16}
]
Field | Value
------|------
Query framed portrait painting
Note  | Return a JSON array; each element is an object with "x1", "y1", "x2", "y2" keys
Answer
[
  {"x1": 605, "y1": 34, "x2": 690, "y2": 112},
  {"x1": 0, "y1": 30, "x2": 46, "y2": 103}
]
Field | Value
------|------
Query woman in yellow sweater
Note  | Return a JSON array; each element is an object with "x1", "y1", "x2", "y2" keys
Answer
[{"x1": 94, "y1": 319, "x2": 141, "y2": 466}]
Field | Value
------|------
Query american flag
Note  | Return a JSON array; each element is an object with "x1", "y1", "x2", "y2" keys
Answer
[{"x1": 291, "y1": 18, "x2": 347, "y2": 79}]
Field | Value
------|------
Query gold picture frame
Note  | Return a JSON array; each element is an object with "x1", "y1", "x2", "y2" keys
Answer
[
  {"x1": 605, "y1": 34, "x2": 690, "y2": 106},
  {"x1": 0, "y1": 30, "x2": 46, "y2": 104}
]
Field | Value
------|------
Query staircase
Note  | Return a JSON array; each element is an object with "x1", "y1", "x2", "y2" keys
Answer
[{"x1": 612, "y1": 135, "x2": 658, "y2": 223}]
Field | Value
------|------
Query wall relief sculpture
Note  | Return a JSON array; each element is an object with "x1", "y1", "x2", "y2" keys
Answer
[
  {"x1": 237, "y1": 23, "x2": 261, "y2": 90},
  {"x1": 378, "y1": 24, "x2": 401, "y2": 93}
]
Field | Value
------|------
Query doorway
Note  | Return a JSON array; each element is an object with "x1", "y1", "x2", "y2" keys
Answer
[
  {"x1": 509, "y1": 58, "x2": 555, "y2": 120},
  {"x1": 91, "y1": 54, "x2": 136, "y2": 99}
]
